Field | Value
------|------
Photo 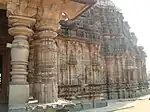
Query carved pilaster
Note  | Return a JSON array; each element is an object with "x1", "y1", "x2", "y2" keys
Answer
[
  {"x1": 69, "y1": 50, "x2": 77, "y2": 66},
  {"x1": 33, "y1": 2, "x2": 62, "y2": 103},
  {"x1": 68, "y1": 49, "x2": 78, "y2": 85},
  {"x1": 105, "y1": 56, "x2": 114, "y2": 84},
  {"x1": 92, "y1": 53, "x2": 100, "y2": 67},
  {"x1": 28, "y1": 37, "x2": 35, "y2": 97}
]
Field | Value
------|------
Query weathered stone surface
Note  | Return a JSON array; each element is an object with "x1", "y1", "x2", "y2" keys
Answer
[{"x1": 9, "y1": 85, "x2": 29, "y2": 105}]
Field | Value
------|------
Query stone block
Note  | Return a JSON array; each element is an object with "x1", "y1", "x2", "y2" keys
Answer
[
  {"x1": 9, "y1": 84, "x2": 29, "y2": 105},
  {"x1": 95, "y1": 101, "x2": 108, "y2": 108},
  {"x1": 103, "y1": 93, "x2": 108, "y2": 99},
  {"x1": 73, "y1": 103, "x2": 84, "y2": 111},
  {"x1": 83, "y1": 103, "x2": 92, "y2": 109},
  {"x1": 8, "y1": 104, "x2": 31, "y2": 112},
  {"x1": 110, "y1": 92, "x2": 118, "y2": 99},
  {"x1": 124, "y1": 91, "x2": 129, "y2": 98},
  {"x1": 9, "y1": 108, "x2": 27, "y2": 112}
]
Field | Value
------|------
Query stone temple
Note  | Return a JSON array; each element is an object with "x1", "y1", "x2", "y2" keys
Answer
[
  {"x1": 0, "y1": 0, "x2": 149, "y2": 111},
  {"x1": 57, "y1": 0, "x2": 149, "y2": 100}
]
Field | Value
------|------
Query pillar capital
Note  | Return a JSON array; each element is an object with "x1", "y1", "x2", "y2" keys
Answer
[
  {"x1": 7, "y1": 0, "x2": 39, "y2": 18},
  {"x1": 8, "y1": 16, "x2": 35, "y2": 40},
  {"x1": 35, "y1": 3, "x2": 62, "y2": 38},
  {"x1": 8, "y1": 15, "x2": 36, "y2": 28}
]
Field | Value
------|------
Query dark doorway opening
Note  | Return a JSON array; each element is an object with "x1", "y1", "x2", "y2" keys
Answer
[
  {"x1": 0, "y1": 55, "x2": 3, "y2": 89},
  {"x1": 0, "y1": 53, "x2": 9, "y2": 112},
  {"x1": 0, "y1": 9, "x2": 12, "y2": 112}
]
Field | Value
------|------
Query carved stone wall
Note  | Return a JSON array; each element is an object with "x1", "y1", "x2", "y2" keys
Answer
[{"x1": 56, "y1": 37, "x2": 105, "y2": 99}]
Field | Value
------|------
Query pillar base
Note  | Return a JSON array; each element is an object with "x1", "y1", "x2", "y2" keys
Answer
[
  {"x1": 33, "y1": 81, "x2": 58, "y2": 103},
  {"x1": 9, "y1": 85, "x2": 29, "y2": 105}
]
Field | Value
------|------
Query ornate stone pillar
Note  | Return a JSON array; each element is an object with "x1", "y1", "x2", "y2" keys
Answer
[
  {"x1": 7, "y1": 0, "x2": 37, "y2": 106},
  {"x1": 33, "y1": 2, "x2": 62, "y2": 103}
]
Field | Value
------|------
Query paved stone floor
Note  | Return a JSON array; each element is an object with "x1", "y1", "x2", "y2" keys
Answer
[
  {"x1": 114, "y1": 96, "x2": 150, "y2": 112},
  {"x1": 79, "y1": 94, "x2": 150, "y2": 112}
]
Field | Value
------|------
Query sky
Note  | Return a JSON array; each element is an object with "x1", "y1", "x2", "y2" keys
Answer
[{"x1": 112, "y1": 0, "x2": 150, "y2": 71}]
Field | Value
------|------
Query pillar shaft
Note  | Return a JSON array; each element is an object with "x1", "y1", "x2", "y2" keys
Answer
[
  {"x1": 34, "y1": 33, "x2": 58, "y2": 103},
  {"x1": 9, "y1": 16, "x2": 35, "y2": 84},
  {"x1": 33, "y1": 4, "x2": 62, "y2": 103}
]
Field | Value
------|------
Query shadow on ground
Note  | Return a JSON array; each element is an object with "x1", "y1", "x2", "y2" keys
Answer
[
  {"x1": 0, "y1": 104, "x2": 8, "y2": 112},
  {"x1": 78, "y1": 100, "x2": 135, "y2": 112}
]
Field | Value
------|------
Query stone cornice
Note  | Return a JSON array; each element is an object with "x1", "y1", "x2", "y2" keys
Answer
[
  {"x1": 57, "y1": 35, "x2": 100, "y2": 45},
  {"x1": 0, "y1": 0, "x2": 96, "y2": 20},
  {"x1": 72, "y1": 0, "x2": 96, "y2": 5}
]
